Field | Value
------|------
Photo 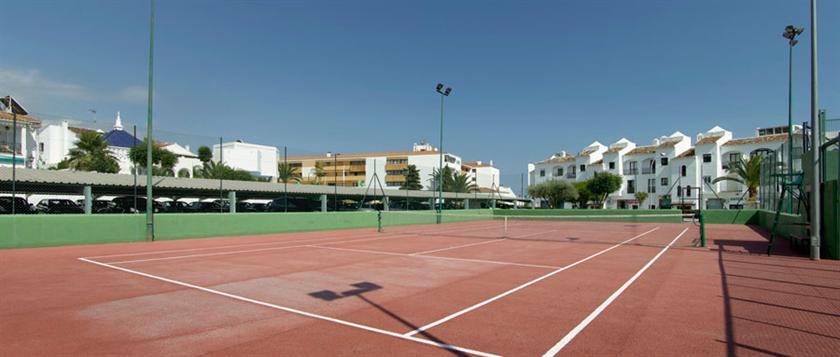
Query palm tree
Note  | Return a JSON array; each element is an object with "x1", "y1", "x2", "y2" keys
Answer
[
  {"x1": 277, "y1": 162, "x2": 301, "y2": 183},
  {"x1": 66, "y1": 131, "x2": 119, "y2": 173},
  {"x1": 430, "y1": 166, "x2": 455, "y2": 192},
  {"x1": 311, "y1": 161, "x2": 327, "y2": 184},
  {"x1": 712, "y1": 155, "x2": 762, "y2": 202},
  {"x1": 450, "y1": 171, "x2": 478, "y2": 193}
]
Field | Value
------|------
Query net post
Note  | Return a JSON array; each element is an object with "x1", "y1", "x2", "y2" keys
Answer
[
  {"x1": 377, "y1": 210, "x2": 382, "y2": 233},
  {"x1": 504, "y1": 216, "x2": 508, "y2": 238},
  {"x1": 699, "y1": 210, "x2": 706, "y2": 248}
]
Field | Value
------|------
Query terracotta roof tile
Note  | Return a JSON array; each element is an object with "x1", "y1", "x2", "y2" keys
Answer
[
  {"x1": 676, "y1": 148, "x2": 695, "y2": 158},
  {"x1": 625, "y1": 145, "x2": 657, "y2": 156},
  {"x1": 657, "y1": 140, "x2": 679, "y2": 148},
  {"x1": 0, "y1": 111, "x2": 41, "y2": 126},
  {"x1": 696, "y1": 134, "x2": 724, "y2": 145},
  {"x1": 590, "y1": 159, "x2": 604, "y2": 165},
  {"x1": 722, "y1": 133, "x2": 795, "y2": 146},
  {"x1": 535, "y1": 155, "x2": 576, "y2": 164},
  {"x1": 605, "y1": 147, "x2": 625, "y2": 154}
]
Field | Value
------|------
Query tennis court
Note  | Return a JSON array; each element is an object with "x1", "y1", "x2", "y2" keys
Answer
[{"x1": 2, "y1": 212, "x2": 838, "y2": 356}]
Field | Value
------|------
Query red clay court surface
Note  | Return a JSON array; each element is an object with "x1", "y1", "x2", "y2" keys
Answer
[{"x1": 2, "y1": 221, "x2": 839, "y2": 356}]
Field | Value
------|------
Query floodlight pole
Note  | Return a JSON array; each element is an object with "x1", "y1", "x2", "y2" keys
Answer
[
  {"x1": 334, "y1": 153, "x2": 338, "y2": 212},
  {"x1": 809, "y1": 0, "x2": 820, "y2": 260},
  {"x1": 11, "y1": 106, "x2": 16, "y2": 215},
  {"x1": 784, "y1": 25, "x2": 803, "y2": 213},
  {"x1": 438, "y1": 93, "x2": 444, "y2": 215},
  {"x1": 145, "y1": 0, "x2": 155, "y2": 241}
]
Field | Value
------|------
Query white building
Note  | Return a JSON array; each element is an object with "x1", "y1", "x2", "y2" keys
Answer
[
  {"x1": 213, "y1": 140, "x2": 278, "y2": 181},
  {"x1": 160, "y1": 143, "x2": 202, "y2": 178},
  {"x1": 529, "y1": 124, "x2": 803, "y2": 209},
  {"x1": 37, "y1": 112, "x2": 202, "y2": 177},
  {"x1": 462, "y1": 161, "x2": 500, "y2": 189},
  {"x1": 1, "y1": 96, "x2": 41, "y2": 169}
]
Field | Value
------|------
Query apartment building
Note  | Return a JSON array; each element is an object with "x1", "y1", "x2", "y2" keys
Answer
[
  {"x1": 1, "y1": 96, "x2": 41, "y2": 168},
  {"x1": 529, "y1": 125, "x2": 803, "y2": 209},
  {"x1": 213, "y1": 140, "x2": 279, "y2": 181},
  {"x1": 285, "y1": 142, "x2": 464, "y2": 190},
  {"x1": 462, "y1": 161, "x2": 500, "y2": 189}
]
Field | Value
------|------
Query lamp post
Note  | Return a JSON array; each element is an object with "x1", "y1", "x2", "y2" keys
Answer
[
  {"x1": 808, "y1": 0, "x2": 820, "y2": 260},
  {"x1": 328, "y1": 152, "x2": 338, "y2": 212},
  {"x1": 435, "y1": 83, "x2": 452, "y2": 216},
  {"x1": 145, "y1": 0, "x2": 156, "y2": 241},
  {"x1": 783, "y1": 24, "x2": 804, "y2": 213}
]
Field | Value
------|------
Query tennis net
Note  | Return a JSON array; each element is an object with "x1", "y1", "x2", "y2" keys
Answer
[{"x1": 378, "y1": 211, "x2": 703, "y2": 249}]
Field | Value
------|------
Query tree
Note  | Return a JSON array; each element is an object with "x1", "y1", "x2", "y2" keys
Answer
[
  {"x1": 430, "y1": 166, "x2": 455, "y2": 191},
  {"x1": 309, "y1": 161, "x2": 327, "y2": 184},
  {"x1": 528, "y1": 180, "x2": 578, "y2": 208},
  {"x1": 177, "y1": 168, "x2": 191, "y2": 178},
  {"x1": 129, "y1": 138, "x2": 179, "y2": 176},
  {"x1": 197, "y1": 146, "x2": 213, "y2": 163},
  {"x1": 634, "y1": 191, "x2": 649, "y2": 209},
  {"x1": 450, "y1": 171, "x2": 478, "y2": 193},
  {"x1": 586, "y1": 172, "x2": 623, "y2": 208},
  {"x1": 66, "y1": 131, "x2": 120, "y2": 173},
  {"x1": 574, "y1": 181, "x2": 594, "y2": 209},
  {"x1": 193, "y1": 160, "x2": 254, "y2": 181},
  {"x1": 713, "y1": 155, "x2": 762, "y2": 202},
  {"x1": 400, "y1": 164, "x2": 423, "y2": 190},
  {"x1": 277, "y1": 162, "x2": 301, "y2": 183}
]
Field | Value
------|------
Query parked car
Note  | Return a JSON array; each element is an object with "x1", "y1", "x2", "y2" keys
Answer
[
  {"x1": 0, "y1": 197, "x2": 37, "y2": 214},
  {"x1": 266, "y1": 197, "x2": 318, "y2": 212},
  {"x1": 75, "y1": 199, "x2": 117, "y2": 213},
  {"x1": 35, "y1": 199, "x2": 84, "y2": 214},
  {"x1": 183, "y1": 200, "x2": 227, "y2": 213},
  {"x1": 158, "y1": 200, "x2": 192, "y2": 213},
  {"x1": 106, "y1": 196, "x2": 163, "y2": 213}
]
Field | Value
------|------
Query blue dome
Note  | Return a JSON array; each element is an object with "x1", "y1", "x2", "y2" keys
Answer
[{"x1": 103, "y1": 130, "x2": 141, "y2": 148}]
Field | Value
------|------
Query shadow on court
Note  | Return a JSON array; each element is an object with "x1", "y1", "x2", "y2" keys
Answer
[{"x1": 309, "y1": 281, "x2": 468, "y2": 357}]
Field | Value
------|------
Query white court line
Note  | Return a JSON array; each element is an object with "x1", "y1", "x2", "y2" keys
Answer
[
  {"x1": 78, "y1": 258, "x2": 499, "y2": 357},
  {"x1": 84, "y1": 229, "x2": 382, "y2": 259},
  {"x1": 105, "y1": 234, "x2": 410, "y2": 265},
  {"x1": 404, "y1": 227, "x2": 662, "y2": 337},
  {"x1": 391, "y1": 222, "x2": 507, "y2": 237},
  {"x1": 508, "y1": 229, "x2": 561, "y2": 240},
  {"x1": 309, "y1": 245, "x2": 560, "y2": 270},
  {"x1": 542, "y1": 227, "x2": 689, "y2": 356},
  {"x1": 408, "y1": 239, "x2": 505, "y2": 256}
]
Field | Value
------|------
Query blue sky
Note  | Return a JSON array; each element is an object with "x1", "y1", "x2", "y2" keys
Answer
[{"x1": 2, "y1": 0, "x2": 838, "y2": 189}]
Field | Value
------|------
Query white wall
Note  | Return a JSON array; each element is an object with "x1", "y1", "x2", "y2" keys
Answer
[{"x1": 213, "y1": 141, "x2": 279, "y2": 180}]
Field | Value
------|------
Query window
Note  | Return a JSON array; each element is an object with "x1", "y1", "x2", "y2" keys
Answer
[
  {"x1": 647, "y1": 178, "x2": 656, "y2": 193},
  {"x1": 728, "y1": 152, "x2": 740, "y2": 164},
  {"x1": 580, "y1": 164, "x2": 586, "y2": 172},
  {"x1": 677, "y1": 186, "x2": 682, "y2": 197},
  {"x1": 39, "y1": 142, "x2": 44, "y2": 152},
  {"x1": 661, "y1": 177, "x2": 669, "y2": 186},
  {"x1": 386, "y1": 182, "x2": 402, "y2": 187},
  {"x1": 703, "y1": 176, "x2": 712, "y2": 184},
  {"x1": 660, "y1": 157, "x2": 668, "y2": 166},
  {"x1": 681, "y1": 165, "x2": 687, "y2": 177},
  {"x1": 686, "y1": 185, "x2": 692, "y2": 197},
  {"x1": 609, "y1": 162, "x2": 615, "y2": 169},
  {"x1": 539, "y1": 169, "x2": 545, "y2": 177},
  {"x1": 627, "y1": 180, "x2": 636, "y2": 194},
  {"x1": 703, "y1": 154, "x2": 712, "y2": 163},
  {"x1": 556, "y1": 167, "x2": 563, "y2": 176}
]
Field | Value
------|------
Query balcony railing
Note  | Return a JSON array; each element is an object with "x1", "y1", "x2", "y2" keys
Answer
[
  {"x1": 641, "y1": 167, "x2": 654, "y2": 175},
  {"x1": 623, "y1": 168, "x2": 638, "y2": 175},
  {"x1": 566, "y1": 173, "x2": 577, "y2": 179}
]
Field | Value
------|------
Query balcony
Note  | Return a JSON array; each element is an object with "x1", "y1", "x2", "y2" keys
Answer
[
  {"x1": 566, "y1": 173, "x2": 577, "y2": 179},
  {"x1": 641, "y1": 167, "x2": 654, "y2": 175},
  {"x1": 623, "y1": 168, "x2": 638, "y2": 175}
]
